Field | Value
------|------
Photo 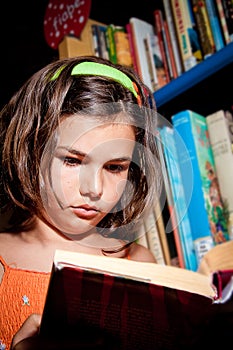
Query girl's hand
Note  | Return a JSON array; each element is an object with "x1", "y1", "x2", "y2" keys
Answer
[{"x1": 10, "y1": 314, "x2": 41, "y2": 349}]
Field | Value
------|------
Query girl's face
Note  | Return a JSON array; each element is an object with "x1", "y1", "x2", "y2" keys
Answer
[{"x1": 40, "y1": 115, "x2": 136, "y2": 237}]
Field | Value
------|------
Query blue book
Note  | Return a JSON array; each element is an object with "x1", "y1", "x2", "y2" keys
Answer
[
  {"x1": 205, "y1": 0, "x2": 225, "y2": 51},
  {"x1": 159, "y1": 126, "x2": 198, "y2": 271},
  {"x1": 172, "y1": 110, "x2": 229, "y2": 264}
]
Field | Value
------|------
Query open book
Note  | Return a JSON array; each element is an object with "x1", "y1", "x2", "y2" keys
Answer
[{"x1": 39, "y1": 248, "x2": 233, "y2": 350}]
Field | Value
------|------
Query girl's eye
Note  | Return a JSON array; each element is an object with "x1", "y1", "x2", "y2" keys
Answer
[
  {"x1": 63, "y1": 157, "x2": 81, "y2": 166},
  {"x1": 105, "y1": 163, "x2": 129, "y2": 173}
]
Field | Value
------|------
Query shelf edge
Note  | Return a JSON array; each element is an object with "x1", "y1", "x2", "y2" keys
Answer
[{"x1": 154, "y1": 42, "x2": 233, "y2": 108}]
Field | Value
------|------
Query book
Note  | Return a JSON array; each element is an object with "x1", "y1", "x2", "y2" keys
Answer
[
  {"x1": 143, "y1": 33, "x2": 159, "y2": 91},
  {"x1": 198, "y1": 240, "x2": 233, "y2": 274},
  {"x1": 129, "y1": 17, "x2": 157, "y2": 91},
  {"x1": 153, "y1": 9, "x2": 173, "y2": 81},
  {"x1": 190, "y1": 0, "x2": 216, "y2": 58},
  {"x1": 170, "y1": 0, "x2": 197, "y2": 71},
  {"x1": 221, "y1": 0, "x2": 233, "y2": 42},
  {"x1": 58, "y1": 19, "x2": 105, "y2": 58},
  {"x1": 143, "y1": 207, "x2": 166, "y2": 264},
  {"x1": 114, "y1": 29, "x2": 133, "y2": 67},
  {"x1": 156, "y1": 129, "x2": 185, "y2": 268},
  {"x1": 162, "y1": 0, "x2": 183, "y2": 76},
  {"x1": 183, "y1": 0, "x2": 203, "y2": 62},
  {"x1": 159, "y1": 126, "x2": 198, "y2": 271},
  {"x1": 38, "y1": 248, "x2": 229, "y2": 349},
  {"x1": 153, "y1": 200, "x2": 172, "y2": 266},
  {"x1": 172, "y1": 110, "x2": 230, "y2": 264},
  {"x1": 206, "y1": 109, "x2": 233, "y2": 240},
  {"x1": 149, "y1": 33, "x2": 169, "y2": 89},
  {"x1": 91, "y1": 24, "x2": 109, "y2": 59},
  {"x1": 105, "y1": 24, "x2": 120, "y2": 64},
  {"x1": 125, "y1": 23, "x2": 139, "y2": 74},
  {"x1": 215, "y1": 0, "x2": 231, "y2": 44},
  {"x1": 205, "y1": 0, "x2": 225, "y2": 51}
]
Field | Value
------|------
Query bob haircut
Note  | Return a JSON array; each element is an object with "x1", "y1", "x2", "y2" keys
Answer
[{"x1": 0, "y1": 55, "x2": 162, "y2": 242}]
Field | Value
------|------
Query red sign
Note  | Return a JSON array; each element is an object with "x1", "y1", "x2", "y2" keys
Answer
[{"x1": 44, "y1": 0, "x2": 91, "y2": 49}]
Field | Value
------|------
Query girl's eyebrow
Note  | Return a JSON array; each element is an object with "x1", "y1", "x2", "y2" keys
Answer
[{"x1": 56, "y1": 146, "x2": 132, "y2": 162}]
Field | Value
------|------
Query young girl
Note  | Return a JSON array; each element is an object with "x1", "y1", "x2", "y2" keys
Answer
[{"x1": 0, "y1": 56, "x2": 162, "y2": 349}]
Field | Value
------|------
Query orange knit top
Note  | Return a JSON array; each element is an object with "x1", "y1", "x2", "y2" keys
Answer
[{"x1": 0, "y1": 256, "x2": 51, "y2": 350}]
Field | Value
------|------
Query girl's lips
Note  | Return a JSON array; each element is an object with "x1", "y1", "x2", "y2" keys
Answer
[{"x1": 71, "y1": 206, "x2": 100, "y2": 219}]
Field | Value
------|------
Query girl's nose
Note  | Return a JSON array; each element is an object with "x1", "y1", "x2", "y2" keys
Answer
[{"x1": 78, "y1": 166, "x2": 103, "y2": 199}]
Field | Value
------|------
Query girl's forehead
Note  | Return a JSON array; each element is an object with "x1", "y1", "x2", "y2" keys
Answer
[{"x1": 58, "y1": 115, "x2": 136, "y2": 146}]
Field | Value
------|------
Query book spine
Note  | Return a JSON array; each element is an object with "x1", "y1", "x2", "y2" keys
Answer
[
  {"x1": 143, "y1": 209, "x2": 166, "y2": 264},
  {"x1": 156, "y1": 131, "x2": 184, "y2": 268},
  {"x1": 162, "y1": 0, "x2": 183, "y2": 76},
  {"x1": 153, "y1": 201, "x2": 172, "y2": 266},
  {"x1": 172, "y1": 110, "x2": 230, "y2": 263},
  {"x1": 159, "y1": 126, "x2": 198, "y2": 271},
  {"x1": 91, "y1": 24, "x2": 100, "y2": 57},
  {"x1": 191, "y1": 0, "x2": 216, "y2": 58},
  {"x1": 114, "y1": 30, "x2": 133, "y2": 67},
  {"x1": 106, "y1": 24, "x2": 118, "y2": 64},
  {"x1": 125, "y1": 23, "x2": 139, "y2": 74},
  {"x1": 143, "y1": 34, "x2": 159, "y2": 91},
  {"x1": 215, "y1": 0, "x2": 231, "y2": 44},
  {"x1": 221, "y1": 0, "x2": 233, "y2": 42},
  {"x1": 206, "y1": 110, "x2": 233, "y2": 239},
  {"x1": 170, "y1": 0, "x2": 197, "y2": 71},
  {"x1": 205, "y1": 0, "x2": 225, "y2": 50},
  {"x1": 151, "y1": 34, "x2": 169, "y2": 88},
  {"x1": 164, "y1": 20, "x2": 179, "y2": 78},
  {"x1": 153, "y1": 9, "x2": 171, "y2": 82}
]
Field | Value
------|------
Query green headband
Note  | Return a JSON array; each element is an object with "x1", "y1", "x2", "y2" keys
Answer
[{"x1": 50, "y1": 61, "x2": 139, "y2": 100}]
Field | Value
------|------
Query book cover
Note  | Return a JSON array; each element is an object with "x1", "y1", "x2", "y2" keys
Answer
[
  {"x1": 205, "y1": 0, "x2": 225, "y2": 51},
  {"x1": 206, "y1": 109, "x2": 233, "y2": 240},
  {"x1": 39, "y1": 249, "x2": 221, "y2": 349},
  {"x1": 191, "y1": 0, "x2": 216, "y2": 58},
  {"x1": 172, "y1": 110, "x2": 230, "y2": 264},
  {"x1": 129, "y1": 17, "x2": 157, "y2": 91},
  {"x1": 170, "y1": 0, "x2": 197, "y2": 71},
  {"x1": 159, "y1": 126, "x2": 198, "y2": 271}
]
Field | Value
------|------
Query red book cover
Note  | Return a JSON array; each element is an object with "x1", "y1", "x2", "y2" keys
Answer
[{"x1": 39, "y1": 249, "x2": 219, "y2": 349}]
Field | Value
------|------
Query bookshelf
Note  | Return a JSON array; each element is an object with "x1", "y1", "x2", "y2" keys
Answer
[{"x1": 155, "y1": 42, "x2": 233, "y2": 118}]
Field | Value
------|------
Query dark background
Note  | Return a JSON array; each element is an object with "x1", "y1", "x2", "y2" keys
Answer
[{"x1": 0, "y1": 0, "x2": 157, "y2": 110}]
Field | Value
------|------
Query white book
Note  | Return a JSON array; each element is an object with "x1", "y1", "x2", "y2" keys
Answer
[{"x1": 129, "y1": 17, "x2": 157, "y2": 91}]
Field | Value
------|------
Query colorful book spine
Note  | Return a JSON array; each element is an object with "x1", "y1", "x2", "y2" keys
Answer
[
  {"x1": 153, "y1": 9, "x2": 171, "y2": 82},
  {"x1": 170, "y1": 0, "x2": 197, "y2": 71},
  {"x1": 191, "y1": 0, "x2": 216, "y2": 58},
  {"x1": 156, "y1": 130, "x2": 185, "y2": 268},
  {"x1": 172, "y1": 110, "x2": 230, "y2": 264},
  {"x1": 215, "y1": 0, "x2": 231, "y2": 44},
  {"x1": 162, "y1": 0, "x2": 183, "y2": 76},
  {"x1": 206, "y1": 109, "x2": 233, "y2": 240},
  {"x1": 221, "y1": 0, "x2": 233, "y2": 42},
  {"x1": 114, "y1": 29, "x2": 133, "y2": 67},
  {"x1": 159, "y1": 126, "x2": 198, "y2": 271},
  {"x1": 205, "y1": 0, "x2": 225, "y2": 51},
  {"x1": 105, "y1": 24, "x2": 118, "y2": 64},
  {"x1": 143, "y1": 33, "x2": 159, "y2": 91}
]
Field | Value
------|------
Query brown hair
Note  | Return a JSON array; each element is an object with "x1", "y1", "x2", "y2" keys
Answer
[{"x1": 0, "y1": 55, "x2": 161, "y2": 241}]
